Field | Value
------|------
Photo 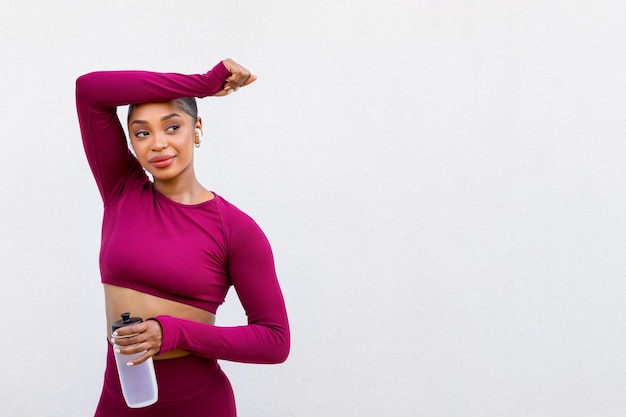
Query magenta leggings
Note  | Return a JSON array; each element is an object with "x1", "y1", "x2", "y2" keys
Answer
[{"x1": 94, "y1": 343, "x2": 236, "y2": 417}]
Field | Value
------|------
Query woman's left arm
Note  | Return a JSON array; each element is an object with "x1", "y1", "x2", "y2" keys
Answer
[{"x1": 153, "y1": 219, "x2": 290, "y2": 364}]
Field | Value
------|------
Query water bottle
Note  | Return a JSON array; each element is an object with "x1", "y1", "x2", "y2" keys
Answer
[{"x1": 112, "y1": 312, "x2": 158, "y2": 408}]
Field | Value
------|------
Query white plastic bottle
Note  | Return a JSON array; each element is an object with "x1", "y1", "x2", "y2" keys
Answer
[{"x1": 112, "y1": 312, "x2": 158, "y2": 408}]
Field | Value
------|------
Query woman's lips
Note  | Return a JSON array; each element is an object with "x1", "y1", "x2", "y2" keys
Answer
[{"x1": 149, "y1": 155, "x2": 175, "y2": 168}]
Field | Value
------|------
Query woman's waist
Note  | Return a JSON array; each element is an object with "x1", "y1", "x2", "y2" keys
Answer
[
  {"x1": 105, "y1": 284, "x2": 216, "y2": 323},
  {"x1": 105, "y1": 284, "x2": 216, "y2": 361}
]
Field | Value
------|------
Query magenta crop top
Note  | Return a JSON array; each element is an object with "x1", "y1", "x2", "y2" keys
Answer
[{"x1": 75, "y1": 62, "x2": 289, "y2": 363}]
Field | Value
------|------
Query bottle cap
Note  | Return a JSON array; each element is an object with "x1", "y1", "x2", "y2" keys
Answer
[{"x1": 111, "y1": 312, "x2": 144, "y2": 332}]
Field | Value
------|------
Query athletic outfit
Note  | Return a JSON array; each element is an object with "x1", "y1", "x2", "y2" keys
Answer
[{"x1": 75, "y1": 61, "x2": 290, "y2": 416}]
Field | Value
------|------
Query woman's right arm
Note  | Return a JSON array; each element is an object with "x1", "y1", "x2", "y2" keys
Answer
[{"x1": 75, "y1": 61, "x2": 231, "y2": 203}]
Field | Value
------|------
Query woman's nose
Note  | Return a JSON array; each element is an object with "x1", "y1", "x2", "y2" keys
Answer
[{"x1": 151, "y1": 134, "x2": 169, "y2": 151}]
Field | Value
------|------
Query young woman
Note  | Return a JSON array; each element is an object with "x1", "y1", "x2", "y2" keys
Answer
[{"x1": 75, "y1": 58, "x2": 290, "y2": 416}]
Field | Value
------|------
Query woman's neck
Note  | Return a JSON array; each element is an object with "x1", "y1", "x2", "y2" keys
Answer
[{"x1": 154, "y1": 175, "x2": 213, "y2": 205}]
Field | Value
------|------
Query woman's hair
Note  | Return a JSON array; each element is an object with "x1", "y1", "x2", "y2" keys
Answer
[{"x1": 127, "y1": 97, "x2": 198, "y2": 124}]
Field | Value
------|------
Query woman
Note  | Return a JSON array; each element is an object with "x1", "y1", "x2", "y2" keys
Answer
[{"x1": 75, "y1": 58, "x2": 290, "y2": 416}]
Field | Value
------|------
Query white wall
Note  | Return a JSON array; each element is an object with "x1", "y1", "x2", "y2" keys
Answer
[{"x1": 2, "y1": 1, "x2": 626, "y2": 416}]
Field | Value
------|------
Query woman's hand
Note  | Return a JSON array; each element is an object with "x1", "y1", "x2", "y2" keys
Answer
[
  {"x1": 214, "y1": 58, "x2": 257, "y2": 96},
  {"x1": 111, "y1": 319, "x2": 163, "y2": 366}
]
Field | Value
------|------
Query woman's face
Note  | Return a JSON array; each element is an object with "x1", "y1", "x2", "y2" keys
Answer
[{"x1": 128, "y1": 101, "x2": 201, "y2": 183}]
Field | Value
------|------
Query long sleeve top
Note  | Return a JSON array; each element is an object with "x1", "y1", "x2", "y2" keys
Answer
[{"x1": 75, "y1": 62, "x2": 290, "y2": 364}]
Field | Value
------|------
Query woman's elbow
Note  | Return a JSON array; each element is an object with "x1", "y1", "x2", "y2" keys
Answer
[
  {"x1": 75, "y1": 72, "x2": 100, "y2": 101},
  {"x1": 272, "y1": 338, "x2": 290, "y2": 364},
  {"x1": 264, "y1": 329, "x2": 290, "y2": 364}
]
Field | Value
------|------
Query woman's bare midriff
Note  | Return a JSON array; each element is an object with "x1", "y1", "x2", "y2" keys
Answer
[{"x1": 104, "y1": 284, "x2": 215, "y2": 360}]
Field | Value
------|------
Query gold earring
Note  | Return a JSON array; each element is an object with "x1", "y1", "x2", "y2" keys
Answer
[{"x1": 195, "y1": 128, "x2": 202, "y2": 148}]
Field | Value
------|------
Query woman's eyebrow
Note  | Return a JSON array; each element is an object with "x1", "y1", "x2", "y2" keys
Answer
[
  {"x1": 130, "y1": 113, "x2": 182, "y2": 126},
  {"x1": 161, "y1": 113, "x2": 182, "y2": 121}
]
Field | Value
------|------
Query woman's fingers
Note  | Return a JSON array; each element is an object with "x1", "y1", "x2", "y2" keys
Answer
[
  {"x1": 223, "y1": 58, "x2": 255, "y2": 84},
  {"x1": 213, "y1": 58, "x2": 257, "y2": 96},
  {"x1": 124, "y1": 343, "x2": 160, "y2": 366},
  {"x1": 111, "y1": 320, "x2": 162, "y2": 365}
]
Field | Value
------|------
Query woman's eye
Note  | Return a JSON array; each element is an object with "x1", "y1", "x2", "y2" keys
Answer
[
  {"x1": 135, "y1": 131, "x2": 149, "y2": 138},
  {"x1": 166, "y1": 125, "x2": 180, "y2": 133}
]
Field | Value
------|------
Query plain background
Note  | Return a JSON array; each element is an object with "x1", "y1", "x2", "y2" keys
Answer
[{"x1": 2, "y1": 1, "x2": 626, "y2": 416}]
